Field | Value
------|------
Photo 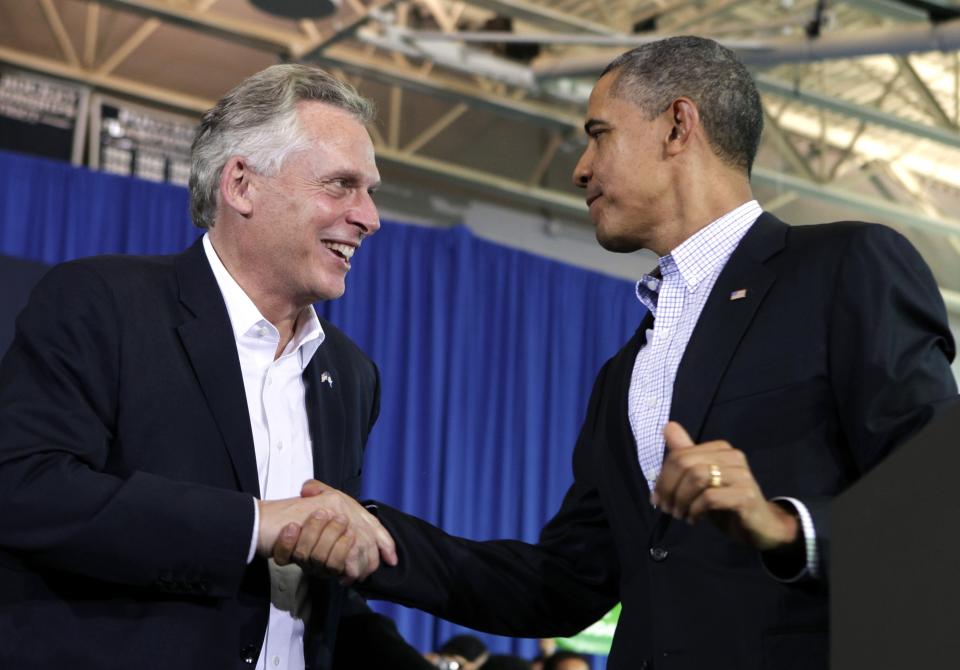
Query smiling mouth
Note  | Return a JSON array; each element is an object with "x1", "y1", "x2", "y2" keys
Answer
[{"x1": 322, "y1": 240, "x2": 356, "y2": 262}]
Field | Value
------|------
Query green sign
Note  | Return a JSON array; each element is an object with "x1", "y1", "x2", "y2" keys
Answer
[{"x1": 554, "y1": 603, "x2": 621, "y2": 656}]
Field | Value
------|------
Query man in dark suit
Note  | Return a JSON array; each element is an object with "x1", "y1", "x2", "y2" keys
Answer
[
  {"x1": 278, "y1": 37, "x2": 958, "y2": 670},
  {"x1": 0, "y1": 64, "x2": 397, "y2": 669}
]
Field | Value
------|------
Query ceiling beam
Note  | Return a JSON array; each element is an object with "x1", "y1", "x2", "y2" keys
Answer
[
  {"x1": 292, "y1": 0, "x2": 399, "y2": 60},
  {"x1": 756, "y1": 75, "x2": 960, "y2": 151},
  {"x1": 895, "y1": 55, "x2": 954, "y2": 129},
  {"x1": 38, "y1": 0, "x2": 81, "y2": 67},
  {"x1": 93, "y1": 0, "x2": 302, "y2": 54},
  {"x1": 0, "y1": 44, "x2": 213, "y2": 112},
  {"x1": 460, "y1": 0, "x2": 620, "y2": 35},
  {"x1": 315, "y1": 47, "x2": 581, "y2": 130},
  {"x1": 752, "y1": 165, "x2": 960, "y2": 238},
  {"x1": 374, "y1": 143, "x2": 588, "y2": 217}
]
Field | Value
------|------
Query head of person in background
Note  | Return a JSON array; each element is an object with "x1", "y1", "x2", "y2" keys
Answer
[
  {"x1": 426, "y1": 633, "x2": 490, "y2": 670},
  {"x1": 542, "y1": 650, "x2": 590, "y2": 670},
  {"x1": 481, "y1": 654, "x2": 532, "y2": 670}
]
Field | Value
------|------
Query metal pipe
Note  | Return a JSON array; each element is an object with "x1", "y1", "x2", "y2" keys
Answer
[{"x1": 533, "y1": 17, "x2": 960, "y2": 78}]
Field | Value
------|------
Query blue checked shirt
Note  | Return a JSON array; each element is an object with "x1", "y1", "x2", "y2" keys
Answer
[{"x1": 628, "y1": 200, "x2": 817, "y2": 579}]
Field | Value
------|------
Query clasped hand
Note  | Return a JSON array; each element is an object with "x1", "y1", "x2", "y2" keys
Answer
[
  {"x1": 652, "y1": 422, "x2": 798, "y2": 551},
  {"x1": 257, "y1": 480, "x2": 396, "y2": 584}
]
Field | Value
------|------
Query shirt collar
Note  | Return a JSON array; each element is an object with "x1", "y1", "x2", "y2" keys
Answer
[
  {"x1": 635, "y1": 200, "x2": 762, "y2": 311},
  {"x1": 202, "y1": 233, "x2": 324, "y2": 369}
]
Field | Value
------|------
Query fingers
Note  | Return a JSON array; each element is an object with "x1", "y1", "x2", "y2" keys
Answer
[
  {"x1": 272, "y1": 522, "x2": 301, "y2": 566},
  {"x1": 652, "y1": 437, "x2": 735, "y2": 508},
  {"x1": 685, "y1": 482, "x2": 759, "y2": 524},
  {"x1": 660, "y1": 457, "x2": 747, "y2": 520},
  {"x1": 263, "y1": 483, "x2": 397, "y2": 580},
  {"x1": 653, "y1": 422, "x2": 749, "y2": 518},
  {"x1": 663, "y1": 421, "x2": 695, "y2": 451},
  {"x1": 302, "y1": 483, "x2": 398, "y2": 569}
]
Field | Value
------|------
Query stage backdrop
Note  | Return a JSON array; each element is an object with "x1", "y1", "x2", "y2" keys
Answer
[{"x1": 0, "y1": 149, "x2": 642, "y2": 662}]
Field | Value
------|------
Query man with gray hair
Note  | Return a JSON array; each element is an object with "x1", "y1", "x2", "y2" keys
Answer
[
  {"x1": 0, "y1": 63, "x2": 396, "y2": 670},
  {"x1": 284, "y1": 36, "x2": 957, "y2": 669}
]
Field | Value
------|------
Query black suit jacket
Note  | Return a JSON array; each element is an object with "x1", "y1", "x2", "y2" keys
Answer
[
  {"x1": 0, "y1": 255, "x2": 49, "y2": 355},
  {"x1": 362, "y1": 215, "x2": 957, "y2": 670},
  {"x1": 0, "y1": 239, "x2": 380, "y2": 670}
]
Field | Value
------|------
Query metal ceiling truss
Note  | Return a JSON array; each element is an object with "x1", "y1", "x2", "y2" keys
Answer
[{"x1": 3, "y1": 0, "x2": 960, "y2": 308}]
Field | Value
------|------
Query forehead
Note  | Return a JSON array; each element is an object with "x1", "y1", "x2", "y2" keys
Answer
[
  {"x1": 295, "y1": 101, "x2": 378, "y2": 174},
  {"x1": 588, "y1": 72, "x2": 621, "y2": 110}
]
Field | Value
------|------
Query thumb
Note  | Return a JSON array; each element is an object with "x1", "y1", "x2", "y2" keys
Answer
[
  {"x1": 301, "y1": 479, "x2": 325, "y2": 497},
  {"x1": 663, "y1": 421, "x2": 695, "y2": 451}
]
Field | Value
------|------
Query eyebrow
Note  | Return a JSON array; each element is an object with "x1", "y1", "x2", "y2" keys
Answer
[{"x1": 584, "y1": 118, "x2": 608, "y2": 134}]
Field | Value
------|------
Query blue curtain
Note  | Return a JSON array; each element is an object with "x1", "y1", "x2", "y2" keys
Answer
[{"x1": 0, "y1": 149, "x2": 643, "y2": 663}]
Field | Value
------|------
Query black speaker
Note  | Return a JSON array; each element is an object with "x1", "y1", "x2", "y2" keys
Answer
[{"x1": 832, "y1": 396, "x2": 960, "y2": 668}]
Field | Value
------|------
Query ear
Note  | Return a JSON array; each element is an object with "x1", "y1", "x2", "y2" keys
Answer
[
  {"x1": 664, "y1": 98, "x2": 700, "y2": 157},
  {"x1": 219, "y1": 156, "x2": 255, "y2": 217}
]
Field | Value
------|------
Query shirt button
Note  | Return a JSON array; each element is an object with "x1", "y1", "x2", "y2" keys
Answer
[
  {"x1": 644, "y1": 396, "x2": 659, "y2": 409},
  {"x1": 646, "y1": 279, "x2": 657, "y2": 291},
  {"x1": 272, "y1": 656, "x2": 281, "y2": 667},
  {"x1": 276, "y1": 441, "x2": 283, "y2": 451},
  {"x1": 649, "y1": 546, "x2": 669, "y2": 562},
  {"x1": 257, "y1": 326, "x2": 269, "y2": 338},
  {"x1": 265, "y1": 374, "x2": 272, "y2": 387}
]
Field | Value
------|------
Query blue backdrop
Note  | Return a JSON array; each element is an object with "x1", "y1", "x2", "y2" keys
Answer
[{"x1": 0, "y1": 149, "x2": 642, "y2": 662}]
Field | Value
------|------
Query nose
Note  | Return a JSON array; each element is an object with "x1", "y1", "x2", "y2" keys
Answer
[
  {"x1": 572, "y1": 145, "x2": 592, "y2": 189},
  {"x1": 347, "y1": 190, "x2": 381, "y2": 239}
]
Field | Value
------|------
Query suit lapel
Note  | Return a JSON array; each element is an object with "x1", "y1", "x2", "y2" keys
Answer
[
  {"x1": 175, "y1": 239, "x2": 261, "y2": 497},
  {"x1": 610, "y1": 314, "x2": 660, "y2": 525},
  {"x1": 669, "y1": 213, "x2": 788, "y2": 442},
  {"x1": 304, "y1": 340, "x2": 346, "y2": 486}
]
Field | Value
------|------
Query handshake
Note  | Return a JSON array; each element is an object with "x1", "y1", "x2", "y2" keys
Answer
[{"x1": 256, "y1": 480, "x2": 397, "y2": 585}]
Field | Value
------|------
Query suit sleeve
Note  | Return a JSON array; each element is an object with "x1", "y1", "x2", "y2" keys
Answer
[
  {"x1": 807, "y1": 225, "x2": 957, "y2": 575},
  {"x1": 360, "y1": 361, "x2": 621, "y2": 638},
  {"x1": 0, "y1": 262, "x2": 253, "y2": 596}
]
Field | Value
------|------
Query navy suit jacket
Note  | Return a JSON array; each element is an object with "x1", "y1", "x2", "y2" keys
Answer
[
  {"x1": 0, "y1": 239, "x2": 380, "y2": 669},
  {"x1": 362, "y1": 215, "x2": 957, "y2": 670}
]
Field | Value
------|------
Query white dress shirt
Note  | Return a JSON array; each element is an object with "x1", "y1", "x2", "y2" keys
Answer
[{"x1": 204, "y1": 234, "x2": 324, "y2": 670}]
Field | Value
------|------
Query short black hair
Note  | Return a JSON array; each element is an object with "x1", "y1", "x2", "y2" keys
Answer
[
  {"x1": 438, "y1": 634, "x2": 488, "y2": 662},
  {"x1": 601, "y1": 36, "x2": 763, "y2": 176}
]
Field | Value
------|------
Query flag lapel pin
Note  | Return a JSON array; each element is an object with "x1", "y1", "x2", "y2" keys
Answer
[
  {"x1": 729, "y1": 288, "x2": 748, "y2": 301},
  {"x1": 320, "y1": 371, "x2": 334, "y2": 388}
]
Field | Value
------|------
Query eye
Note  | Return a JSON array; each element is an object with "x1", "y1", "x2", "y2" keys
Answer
[{"x1": 323, "y1": 178, "x2": 353, "y2": 196}]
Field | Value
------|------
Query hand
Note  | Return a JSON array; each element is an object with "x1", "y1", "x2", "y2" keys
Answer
[
  {"x1": 257, "y1": 480, "x2": 397, "y2": 584},
  {"x1": 652, "y1": 422, "x2": 798, "y2": 551}
]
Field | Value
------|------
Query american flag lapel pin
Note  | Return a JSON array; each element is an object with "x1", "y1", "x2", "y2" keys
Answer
[
  {"x1": 729, "y1": 288, "x2": 748, "y2": 301},
  {"x1": 320, "y1": 371, "x2": 334, "y2": 388}
]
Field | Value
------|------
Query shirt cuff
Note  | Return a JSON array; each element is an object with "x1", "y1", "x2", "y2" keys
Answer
[
  {"x1": 761, "y1": 496, "x2": 819, "y2": 582},
  {"x1": 247, "y1": 497, "x2": 259, "y2": 564}
]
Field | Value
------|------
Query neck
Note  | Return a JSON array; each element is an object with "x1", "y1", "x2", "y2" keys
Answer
[
  {"x1": 208, "y1": 228, "x2": 303, "y2": 356},
  {"x1": 649, "y1": 167, "x2": 754, "y2": 256}
]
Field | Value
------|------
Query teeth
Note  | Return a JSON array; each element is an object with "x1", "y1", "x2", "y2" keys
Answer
[{"x1": 322, "y1": 241, "x2": 355, "y2": 260}]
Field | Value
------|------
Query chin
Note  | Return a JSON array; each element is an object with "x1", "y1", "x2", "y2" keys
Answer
[{"x1": 596, "y1": 230, "x2": 643, "y2": 254}]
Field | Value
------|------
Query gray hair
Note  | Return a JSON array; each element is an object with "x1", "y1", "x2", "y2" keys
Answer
[
  {"x1": 189, "y1": 63, "x2": 375, "y2": 229},
  {"x1": 601, "y1": 36, "x2": 763, "y2": 176}
]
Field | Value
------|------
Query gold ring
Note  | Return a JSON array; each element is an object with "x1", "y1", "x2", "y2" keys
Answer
[{"x1": 708, "y1": 464, "x2": 723, "y2": 488}]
